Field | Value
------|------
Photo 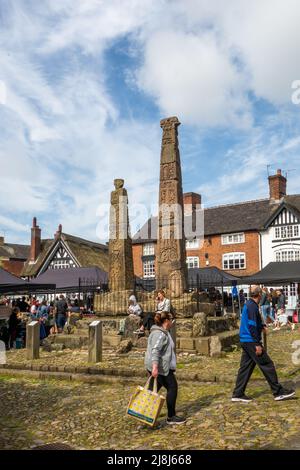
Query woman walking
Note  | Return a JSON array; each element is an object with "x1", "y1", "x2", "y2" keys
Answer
[{"x1": 145, "y1": 311, "x2": 186, "y2": 425}]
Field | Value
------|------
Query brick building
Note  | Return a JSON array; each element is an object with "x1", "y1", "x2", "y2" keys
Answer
[
  {"x1": 0, "y1": 218, "x2": 109, "y2": 279},
  {"x1": 21, "y1": 219, "x2": 109, "y2": 279},
  {"x1": 0, "y1": 236, "x2": 30, "y2": 276},
  {"x1": 132, "y1": 169, "x2": 300, "y2": 284}
]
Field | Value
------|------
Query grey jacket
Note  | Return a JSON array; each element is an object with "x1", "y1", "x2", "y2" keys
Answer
[{"x1": 144, "y1": 325, "x2": 175, "y2": 376}]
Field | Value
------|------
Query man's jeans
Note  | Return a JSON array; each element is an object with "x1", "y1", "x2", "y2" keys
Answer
[
  {"x1": 56, "y1": 314, "x2": 66, "y2": 330},
  {"x1": 261, "y1": 305, "x2": 271, "y2": 321}
]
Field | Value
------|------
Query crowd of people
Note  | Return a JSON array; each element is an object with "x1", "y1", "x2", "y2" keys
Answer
[
  {"x1": 0, "y1": 294, "x2": 89, "y2": 350},
  {"x1": 0, "y1": 283, "x2": 298, "y2": 426},
  {"x1": 259, "y1": 287, "x2": 298, "y2": 330}
]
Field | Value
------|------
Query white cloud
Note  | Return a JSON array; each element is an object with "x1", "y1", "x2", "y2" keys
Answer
[
  {"x1": 137, "y1": 30, "x2": 252, "y2": 128},
  {"x1": 0, "y1": 215, "x2": 29, "y2": 233},
  {"x1": 136, "y1": 0, "x2": 300, "y2": 122},
  {"x1": 39, "y1": 0, "x2": 158, "y2": 55},
  {"x1": 0, "y1": 81, "x2": 6, "y2": 105},
  {"x1": 198, "y1": 116, "x2": 300, "y2": 206},
  {"x1": 1, "y1": 0, "x2": 300, "y2": 245}
]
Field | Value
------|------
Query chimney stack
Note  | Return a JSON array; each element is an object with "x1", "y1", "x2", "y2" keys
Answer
[
  {"x1": 183, "y1": 192, "x2": 202, "y2": 215},
  {"x1": 0, "y1": 236, "x2": 4, "y2": 245},
  {"x1": 30, "y1": 217, "x2": 41, "y2": 262},
  {"x1": 55, "y1": 224, "x2": 62, "y2": 239},
  {"x1": 268, "y1": 169, "x2": 287, "y2": 201}
]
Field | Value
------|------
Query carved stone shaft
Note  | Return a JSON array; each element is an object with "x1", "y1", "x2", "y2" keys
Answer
[
  {"x1": 156, "y1": 117, "x2": 187, "y2": 296},
  {"x1": 108, "y1": 179, "x2": 134, "y2": 291}
]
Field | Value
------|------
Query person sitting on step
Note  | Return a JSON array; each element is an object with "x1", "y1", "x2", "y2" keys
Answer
[
  {"x1": 135, "y1": 290, "x2": 171, "y2": 337},
  {"x1": 118, "y1": 295, "x2": 143, "y2": 335}
]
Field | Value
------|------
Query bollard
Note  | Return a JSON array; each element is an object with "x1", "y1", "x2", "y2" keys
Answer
[
  {"x1": 26, "y1": 321, "x2": 40, "y2": 360},
  {"x1": 170, "y1": 320, "x2": 176, "y2": 355},
  {"x1": 88, "y1": 320, "x2": 102, "y2": 363},
  {"x1": 0, "y1": 340, "x2": 6, "y2": 365}
]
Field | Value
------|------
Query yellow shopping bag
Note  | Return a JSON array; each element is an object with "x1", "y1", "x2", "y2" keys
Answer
[{"x1": 126, "y1": 377, "x2": 165, "y2": 427}]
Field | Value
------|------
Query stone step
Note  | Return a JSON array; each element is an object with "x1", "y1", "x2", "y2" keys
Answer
[{"x1": 103, "y1": 335, "x2": 122, "y2": 347}]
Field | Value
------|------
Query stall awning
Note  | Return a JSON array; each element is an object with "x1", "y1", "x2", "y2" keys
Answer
[
  {"x1": 135, "y1": 267, "x2": 241, "y2": 291},
  {"x1": 188, "y1": 267, "x2": 241, "y2": 287},
  {"x1": 29, "y1": 266, "x2": 108, "y2": 292},
  {"x1": 240, "y1": 261, "x2": 300, "y2": 285},
  {"x1": 0, "y1": 267, "x2": 55, "y2": 294}
]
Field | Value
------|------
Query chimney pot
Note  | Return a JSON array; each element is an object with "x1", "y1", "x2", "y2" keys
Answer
[{"x1": 55, "y1": 224, "x2": 62, "y2": 239}]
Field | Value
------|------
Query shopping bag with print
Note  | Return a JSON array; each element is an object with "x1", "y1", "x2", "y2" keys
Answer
[{"x1": 126, "y1": 377, "x2": 165, "y2": 427}]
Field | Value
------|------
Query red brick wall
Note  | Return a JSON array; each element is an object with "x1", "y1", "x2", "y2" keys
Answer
[
  {"x1": 189, "y1": 231, "x2": 260, "y2": 275},
  {"x1": 132, "y1": 244, "x2": 143, "y2": 278},
  {"x1": 133, "y1": 231, "x2": 260, "y2": 277}
]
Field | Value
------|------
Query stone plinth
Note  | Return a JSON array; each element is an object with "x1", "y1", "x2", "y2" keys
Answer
[
  {"x1": 26, "y1": 321, "x2": 40, "y2": 360},
  {"x1": 88, "y1": 320, "x2": 102, "y2": 363}
]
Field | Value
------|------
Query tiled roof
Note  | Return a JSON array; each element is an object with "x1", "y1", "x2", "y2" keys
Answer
[
  {"x1": 21, "y1": 233, "x2": 108, "y2": 277},
  {"x1": 132, "y1": 195, "x2": 300, "y2": 242},
  {"x1": 0, "y1": 243, "x2": 30, "y2": 260}
]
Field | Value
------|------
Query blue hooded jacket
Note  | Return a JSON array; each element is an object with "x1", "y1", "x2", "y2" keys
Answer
[{"x1": 240, "y1": 298, "x2": 264, "y2": 344}]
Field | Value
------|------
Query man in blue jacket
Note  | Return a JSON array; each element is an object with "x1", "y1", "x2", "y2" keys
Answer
[{"x1": 232, "y1": 286, "x2": 295, "y2": 402}]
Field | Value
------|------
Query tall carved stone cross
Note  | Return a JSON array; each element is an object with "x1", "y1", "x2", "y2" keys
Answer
[
  {"x1": 108, "y1": 179, "x2": 134, "y2": 291},
  {"x1": 156, "y1": 116, "x2": 187, "y2": 297}
]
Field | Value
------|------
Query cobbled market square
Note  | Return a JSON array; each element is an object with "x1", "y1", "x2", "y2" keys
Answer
[{"x1": 1, "y1": 0, "x2": 300, "y2": 460}]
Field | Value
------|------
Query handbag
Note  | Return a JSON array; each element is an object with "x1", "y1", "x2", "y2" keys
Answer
[{"x1": 126, "y1": 377, "x2": 165, "y2": 427}]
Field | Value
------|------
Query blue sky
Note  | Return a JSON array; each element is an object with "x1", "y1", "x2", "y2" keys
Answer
[{"x1": 1, "y1": 0, "x2": 300, "y2": 245}]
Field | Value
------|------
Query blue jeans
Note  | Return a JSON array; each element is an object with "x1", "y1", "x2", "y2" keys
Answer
[
  {"x1": 56, "y1": 314, "x2": 66, "y2": 330},
  {"x1": 261, "y1": 305, "x2": 270, "y2": 321}
]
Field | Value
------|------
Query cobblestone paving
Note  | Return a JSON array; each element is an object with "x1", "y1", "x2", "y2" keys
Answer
[
  {"x1": 0, "y1": 374, "x2": 299, "y2": 450},
  {"x1": 3, "y1": 328, "x2": 300, "y2": 382},
  {"x1": 0, "y1": 328, "x2": 299, "y2": 450}
]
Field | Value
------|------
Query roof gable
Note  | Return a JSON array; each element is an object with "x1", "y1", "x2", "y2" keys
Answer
[
  {"x1": 263, "y1": 198, "x2": 300, "y2": 229},
  {"x1": 21, "y1": 232, "x2": 109, "y2": 277}
]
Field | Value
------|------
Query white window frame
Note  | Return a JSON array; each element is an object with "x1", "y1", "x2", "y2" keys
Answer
[
  {"x1": 274, "y1": 225, "x2": 300, "y2": 240},
  {"x1": 222, "y1": 252, "x2": 246, "y2": 270},
  {"x1": 186, "y1": 256, "x2": 199, "y2": 269},
  {"x1": 50, "y1": 259, "x2": 74, "y2": 269},
  {"x1": 221, "y1": 233, "x2": 245, "y2": 245},
  {"x1": 186, "y1": 238, "x2": 199, "y2": 249},
  {"x1": 143, "y1": 243, "x2": 155, "y2": 256},
  {"x1": 275, "y1": 250, "x2": 300, "y2": 262},
  {"x1": 143, "y1": 259, "x2": 155, "y2": 278}
]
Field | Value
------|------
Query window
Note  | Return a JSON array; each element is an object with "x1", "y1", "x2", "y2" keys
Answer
[
  {"x1": 223, "y1": 253, "x2": 246, "y2": 270},
  {"x1": 275, "y1": 250, "x2": 300, "y2": 262},
  {"x1": 50, "y1": 259, "x2": 74, "y2": 269},
  {"x1": 143, "y1": 260, "x2": 155, "y2": 278},
  {"x1": 274, "y1": 225, "x2": 300, "y2": 239},
  {"x1": 221, "y1": 233, "x2": 245, "y2": 245},
  {"x1": 143, "y1": 243, "x2": 155, "y2": 256},
  {"x1": 186, "y1": 256, "x2": 199, "y2": 269},
  {"x1": 186, "y1": 238, "x2": 199, "y2": 249}
]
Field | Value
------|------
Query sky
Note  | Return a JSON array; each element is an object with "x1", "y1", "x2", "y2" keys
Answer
[{"x1": 1, "y1": 0, "x2": 300, "y2": 245}]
